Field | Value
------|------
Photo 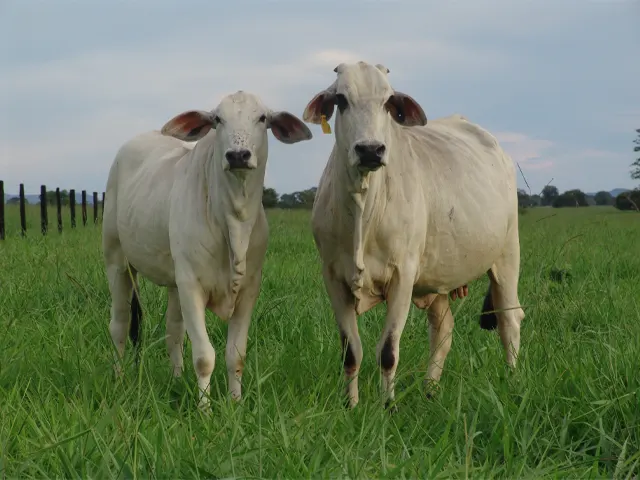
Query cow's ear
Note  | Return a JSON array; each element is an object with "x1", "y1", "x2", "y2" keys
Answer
[
  {"x1": 385, "y1": 92, "x2": 427, "y2": 127},
  {"x1": 303, "y1": 82, "x2": 337, "y2": 124},
  {"x1": 269, "y1": 111, "x2": 313, "y2": 144},
  {"x1": 160, "y1": 110, "x2": 215, "y2": 141}
]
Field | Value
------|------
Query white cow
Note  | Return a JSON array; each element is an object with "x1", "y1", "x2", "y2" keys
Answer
[
  {"x1": 102, "y1": 91, "x2": 312, "y2": 411},
  {"x1": 302, "y1": 61, "x2": 525, "y2": 409}
]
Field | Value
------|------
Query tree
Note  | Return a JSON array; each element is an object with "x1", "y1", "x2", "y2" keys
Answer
[
  {"x1": 262, "y1": 187, "x2": 279, "y2": 208},
  {"x1": 295, "y1": 187, "x2": 317, "y2": 209},
  {"x1": 517, "y1": 189, "x2": 533, "y2": 208},
  {"x1": 615, "y1": 189, "x2": 640, "y2": 211},
  {"x1": 278, "y1": 193, "x2": 297, "y2": 209},
  {"x1": 541, "y1": 185, "x2": 559, "y2": 206},
  {"x1": 529, "y1": 194, "x2": 542, "y2": 206},
  {"x1": 632, "y1": 128, "x2": 640, "y2": 181},
  {"x1": 44, "y1": 189, "x2": 70, "y2": 206},
  {"x1": 552, "y1": 189, "x2": 589, "y2": 208},
  {"x1": 594, "y1": 191, "x2": 614, "y2": 206},
  {"x1": 277, "y1": 187, "x2": 317, "y2": 209}
]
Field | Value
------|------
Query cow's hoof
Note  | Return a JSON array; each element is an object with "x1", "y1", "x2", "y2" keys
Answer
[
  {"x1": 384, "y1": 400, "x2": 398, "y2": 414},
  {"x1": 196, "y1": 398, "x2": 213, "y2": 416},
  {"x1": 344, "y1": 397, "x2": 358, "y2": 410},
  {"x1": 424, "y1": 379, "x2": 441, "y2": 400}
]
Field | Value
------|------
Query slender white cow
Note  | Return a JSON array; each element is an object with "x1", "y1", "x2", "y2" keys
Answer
[
  {"x1": 302, "y1": 61, "x2": 525, "y2": 409},
  {"x1": 102, "y1": 91, "x2": 312, "y2": 410}
]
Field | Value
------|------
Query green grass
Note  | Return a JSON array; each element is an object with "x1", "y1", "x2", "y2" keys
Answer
[{"x1": 1, "y1": 204, "x2": 639, "y2": 478}]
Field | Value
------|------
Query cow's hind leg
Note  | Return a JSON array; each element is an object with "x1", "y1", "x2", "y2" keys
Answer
[
  {"x1": 426, "y1": 294, "x2": 455, "y2": 389},
  {"x1": 484, "y1": 233, "x2": 525, "y2": 368},
  {"x1": 165, "y1": 287, "x2": 185, "y2": 377},
  {"x1": 322, "y1": 267, "x2": 362, "y2": 409},
  {"x1": 105, "y1": 247, "x2": 135, "y2": 377}
]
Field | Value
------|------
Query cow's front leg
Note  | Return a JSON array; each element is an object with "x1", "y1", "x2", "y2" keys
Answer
[
  {"x1": 322, "y1": 267, "x2": 362, "y2": 408},
  {"x1": 225, "y1": 272, "x2": 261, "y2": 402},
  {"x1": 176, "y1": 280, "x2": 215, "y2": 412},
  {"x1": 376, "y1": 270, "x2": 416, "y2": 410}
]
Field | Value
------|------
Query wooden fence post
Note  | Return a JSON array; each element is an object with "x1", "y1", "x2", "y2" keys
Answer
[
  {"x1": 101, "y1": 192, "x2": 105, "y2": 220},
  {"x1": 40, "y1": 185, "x2": 48, "y2": 235},
  {"x1": 81, "y1": 190, "x2": 87, "y2": 226},
  {"x1": 0, "y1": 180, "x2": 5, "y2": 241},
  {"x1": 19, "y1": 184, "x2": 26, "y2": 236},
  {"x1": 70, "y1": 189, "x2": 76, "y2": 228},
  {"x1": 93, "y1": 191, "x2": 98, "y2": 224},
  {"x1": 56, "y1": 188, "x2": 63, "y2": 233}
]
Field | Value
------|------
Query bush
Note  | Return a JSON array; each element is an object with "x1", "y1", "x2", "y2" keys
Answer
[
  {"x1": 552, "y1": 189, "x2": 589, "y2": 208},
  {"x1": 594, "y1": 191, "x2": 614, "y2": 206},
  {"x1": 615, "y1": 190, "x2": 640, "y2": 211}
]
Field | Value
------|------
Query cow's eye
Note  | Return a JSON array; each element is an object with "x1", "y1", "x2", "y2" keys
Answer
[
  {"x1": 213, "y1": 115, "x2": 223, "y2": 125},
  {"x1": 336, "y1": 94, "x2": 349, "y2": 113},
  {"x1": 259, "y1": 114, "x2": 267, "y2": 123}
]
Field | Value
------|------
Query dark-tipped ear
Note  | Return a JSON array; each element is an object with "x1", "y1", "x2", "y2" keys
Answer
[
  {"x1": 385, "y1": 92, "x2": 427, "y2": 127},
  {"x1": 160, "y1": 110, "x2": 215, "y2": 142},
  {"x1": 302, "y1": 84, "x2": 337, "y2": 124},
  {"x1": 269, "y1": 111, "x2": 313, "y2": 144}
]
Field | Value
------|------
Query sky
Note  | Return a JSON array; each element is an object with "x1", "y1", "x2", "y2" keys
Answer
[{"x1": 1, "y1": 0, "x2": 639, "y2": 197}]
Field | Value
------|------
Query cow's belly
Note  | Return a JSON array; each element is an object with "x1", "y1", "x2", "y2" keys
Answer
[
  {"x1": 325, "y1": 223, "x2": 505, "y2": 310},
  {"x1": 117, "y1": 221, "x2": 176, "y2": 287},
  {"x1": 413, "y1": 255, "x2": 497, "y2": 296},
  {"x1": 414, "y1": 224, "x2": 508, "y2": 293}
]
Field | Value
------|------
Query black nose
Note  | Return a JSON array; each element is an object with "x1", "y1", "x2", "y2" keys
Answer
[
  {"x1": 225, "y1": 149, "x2": 253, "y2": 170},
  {"x1": 354, "y1": 142, "x2": 386, "y2": 170}
]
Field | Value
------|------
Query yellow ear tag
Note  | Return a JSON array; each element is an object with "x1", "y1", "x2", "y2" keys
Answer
[{"x1": 321, "y1": 114, "x2": 332, "y2": 134}]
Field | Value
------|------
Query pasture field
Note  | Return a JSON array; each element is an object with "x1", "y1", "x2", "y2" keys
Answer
[{"x1": 1, "y1": 204, "x2": 639, "y2": 478}]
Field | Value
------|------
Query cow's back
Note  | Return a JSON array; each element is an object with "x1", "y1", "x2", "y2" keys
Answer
[
  {"x1": 406, "y1": 115, "x2": 519, "y2": 289},
  {"x1": 414, "y1": 115, "x2": 516, "y2": 208}
]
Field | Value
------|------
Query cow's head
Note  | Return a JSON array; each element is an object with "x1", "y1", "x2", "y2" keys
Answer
[
  {"x1": 303, "y1": 61, "x2": 427, "y2": 172},
  {"x1": 160, "y1": 91, "x2": 312, "y2": 173}
]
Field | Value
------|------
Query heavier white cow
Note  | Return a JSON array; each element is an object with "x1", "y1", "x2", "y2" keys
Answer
[
  {"x1": 302, "y1": 61, "x2": 525, "y2": 409},
  {"x1": 102, "y1": 91, "x2": 312, "y2": 410}
]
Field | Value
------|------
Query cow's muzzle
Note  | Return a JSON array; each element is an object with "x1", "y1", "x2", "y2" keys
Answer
[
  {"x1": 354, "y1": 142, "x2": 387, "y2": 171},
  {"x1": 225, "y1": 149, "x2": 256, "y2": 170}
]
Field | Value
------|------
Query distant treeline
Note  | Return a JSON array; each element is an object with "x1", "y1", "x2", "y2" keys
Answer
[
  {"x1": 518, "y1": 186, "x2": 639, "y2": 211},
  {"x1": 262, "y1": 185, "x2": 639, "y2": 211},
  {"x1": 261, "y1": 187, "x2": 317, "y2": 210}
]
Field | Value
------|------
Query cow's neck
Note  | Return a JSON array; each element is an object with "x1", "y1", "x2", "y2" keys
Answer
[
  {"x1": 205, "y1": 154, "x2": 265, "y2": 297},
  {"x1": 334, "y1": 149, "x2": 389, "y2": 300}
]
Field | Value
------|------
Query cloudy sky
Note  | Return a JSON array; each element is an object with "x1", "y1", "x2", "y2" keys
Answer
[{"x1": 1, "y1": 0, "x2": 639, "y2": 197}]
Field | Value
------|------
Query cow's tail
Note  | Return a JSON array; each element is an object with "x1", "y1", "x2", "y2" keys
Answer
[
  {"x1": 130, "y1": 287, "x2": 142, "y2": 359},
  {"x1": 479, "y1": 285, "x2": 498, "y2": 330}
]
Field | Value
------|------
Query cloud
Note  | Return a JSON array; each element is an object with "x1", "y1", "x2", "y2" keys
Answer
[
  {"x1": 577, "y1": 148, "x2": 628, "y2": 160},
  {"x1": 610, "y1": 110, "x2": 640, "y2": 134},
  {"x1": 0, "y1": 14, "x2": 513, "y2": 194},
  {"x1": 0, "y1": 0, "x2": 637, "y2": 197},
  {"x1": 0, "y1": 107, "x2": 157, "y2": 170},
  {"x1": 307, "y1": 50, "x2": 362, "y2": 69},
  {"x1": 494, "y1": 131, "x2": 555, "y2": 171}
]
